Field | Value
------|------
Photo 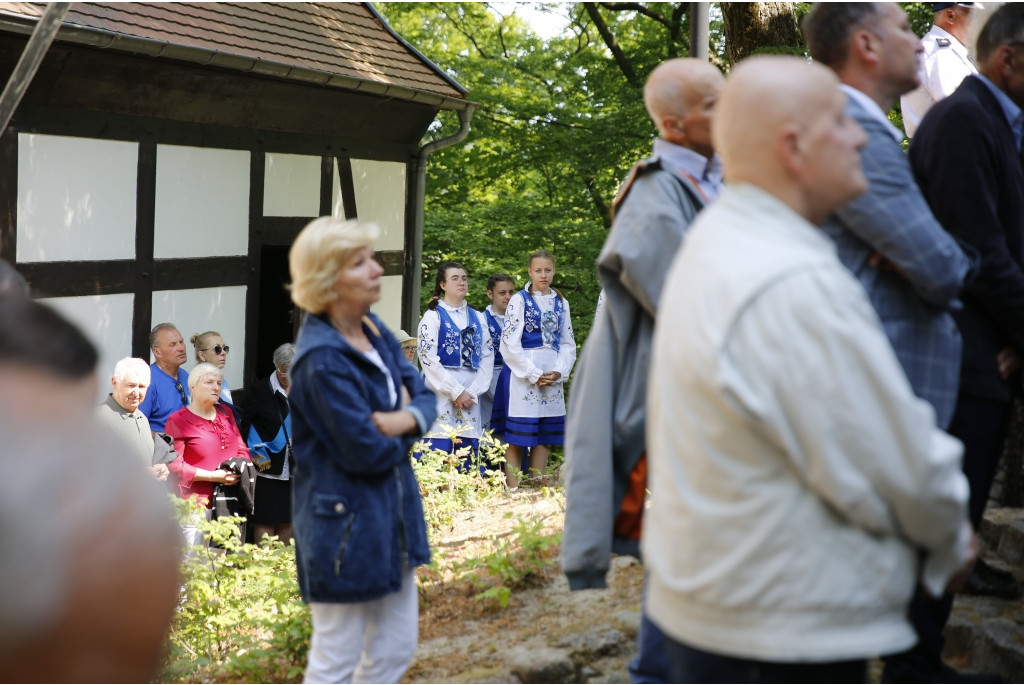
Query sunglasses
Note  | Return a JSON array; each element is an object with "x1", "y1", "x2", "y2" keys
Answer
[
  {"x1": 201, "y1": 345, "x2": 230, "y2": 355},
  {"x1": 174, "y1": 381, "x2": 189, "y2": 406}
]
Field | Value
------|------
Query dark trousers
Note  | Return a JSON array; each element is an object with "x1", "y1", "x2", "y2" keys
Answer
[
  {"x1": 882, "y1": 394, "x2": 1012, "y2": 681},
  {"x1": 951, "y1": 394, "x2": 1012, "y2": 529},
  {"x1": 664, "y1": 636, "x2": 866, "y2": 684}
]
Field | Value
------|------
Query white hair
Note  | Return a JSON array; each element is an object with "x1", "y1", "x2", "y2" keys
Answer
[
  {"x1": 112, "y1": 357, "x2": 151, "y2": 383},
  {"x1": 188, "y1": 362, "x2": 223, "y2": 392},
  {"x1": 273, "y1": 343, "x2": 295, "y2": 371}
]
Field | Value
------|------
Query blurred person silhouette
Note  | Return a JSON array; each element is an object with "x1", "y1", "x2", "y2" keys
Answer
[
  {"x1": 0, "y1": 296, "x2": 180, "y2": 682},
  {"x1": 643, "y1": 56, "x2": 974, "y2": 683}
]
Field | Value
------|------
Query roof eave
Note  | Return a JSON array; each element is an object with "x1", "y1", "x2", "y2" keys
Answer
[{"x1": 0, "y1": 11, "x2": 475, "y2": 112}]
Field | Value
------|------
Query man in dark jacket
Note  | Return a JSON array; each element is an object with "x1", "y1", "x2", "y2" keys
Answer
[{"x1": 894, "y1": 4, "x2": 1024, "y2": 681}]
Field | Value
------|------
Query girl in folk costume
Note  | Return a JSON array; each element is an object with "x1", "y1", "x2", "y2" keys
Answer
[
  {"x1": 418, "y1": 261, "x2": 494, "y2": 456},
  {"x1": 495, "y1": 250, "x2": 576, "y2": 487},
  {"x1": 480, "y1": 273, "x2": 515, "y2": 438}
]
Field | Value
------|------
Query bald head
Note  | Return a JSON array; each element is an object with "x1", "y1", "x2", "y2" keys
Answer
[
  {"x1": 715, "y1": 56, "x2": 868, "y2": 225},
  {"x1": 644, "y1": 58, "x2": 725, "y2": 158}
]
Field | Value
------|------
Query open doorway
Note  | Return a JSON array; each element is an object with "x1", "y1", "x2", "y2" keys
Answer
[{"x1": 255, "y1": 245, "x2": 297, "y2": 380}]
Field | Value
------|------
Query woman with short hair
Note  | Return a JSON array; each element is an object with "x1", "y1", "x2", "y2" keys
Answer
[
  {"x1": 287, "y1": 217, "x2": 436, "y2": 684},
  {"x1": 164, "y1": 364, "x2": 250, "y2": 511}
]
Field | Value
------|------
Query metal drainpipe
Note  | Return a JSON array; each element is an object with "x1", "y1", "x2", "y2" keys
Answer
[{"x1": 405, "y1": 105, "x2": 475, "y2": 331}]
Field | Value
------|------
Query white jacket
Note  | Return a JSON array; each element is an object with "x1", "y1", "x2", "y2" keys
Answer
[
  {"x1": 901, "y1": 24, "x2": 976, "y2": 137},
  {"x1": 643, "y1": 184, "x2": 971, "y2": 662}
]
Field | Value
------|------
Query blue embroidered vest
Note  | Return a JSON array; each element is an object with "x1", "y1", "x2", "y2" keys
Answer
[
  {"x1": 520, "y1": 287, "x2": 563, "y2": 352},
  {"x1": 436, "y1": 305, "x2": 483, "y2": 369},
  {"x1": 484, "y1": 309, "x2": 505, "y2": 367}
]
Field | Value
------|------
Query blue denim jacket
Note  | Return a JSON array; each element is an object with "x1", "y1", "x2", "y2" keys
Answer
[{"x1": 289, "y1": 313, "x2": 436, "y2": 603}]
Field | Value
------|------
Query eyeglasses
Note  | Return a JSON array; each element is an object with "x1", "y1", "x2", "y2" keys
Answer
[
  {"x1": 201, "y1": 345, "x2": 230, "y2": 355},
  {"x1": 174, "y1": 381, "x2": 189, "y2": 406}
]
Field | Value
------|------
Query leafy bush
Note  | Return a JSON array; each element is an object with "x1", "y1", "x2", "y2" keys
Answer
[
  {"x1": 159, "y1": 498, "x2": 308, "y2": 683},
  {"x1": 412, "y1": 427, "x2": 508, "y2": 538},
  {"x1": 452, "y1": 515, "x2": 563, "y2": 609}
]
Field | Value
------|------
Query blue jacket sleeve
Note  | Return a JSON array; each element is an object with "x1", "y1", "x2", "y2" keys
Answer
[{"x1": 291, "y1": 350, "x2": 421, "y2": 476}]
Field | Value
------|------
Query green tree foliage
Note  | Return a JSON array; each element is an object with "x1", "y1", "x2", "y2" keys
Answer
[{"x1": 378, "y1": 2, "x2": 703, "y2": 343}]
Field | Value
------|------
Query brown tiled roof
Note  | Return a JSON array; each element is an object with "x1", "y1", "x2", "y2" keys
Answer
[{"x1": 0, "y1": 2, "x2": 468, "y2": 107}]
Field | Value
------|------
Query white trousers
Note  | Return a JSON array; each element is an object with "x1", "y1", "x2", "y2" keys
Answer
[{"x1": 303, "y1": 569, "x2": 419, "y2": 684}]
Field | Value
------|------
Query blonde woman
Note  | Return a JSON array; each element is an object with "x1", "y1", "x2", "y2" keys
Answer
[
  {"x1": 191, "y1": 331, "x2": 232, "y2": 403},
  {"x1": 288, "y1": 217, "x2": 436, "y2": 684}
]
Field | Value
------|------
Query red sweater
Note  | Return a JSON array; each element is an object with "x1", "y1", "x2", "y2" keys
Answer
[{"x1": 165, "y1": 405, "x2": 250, "y2": 507}]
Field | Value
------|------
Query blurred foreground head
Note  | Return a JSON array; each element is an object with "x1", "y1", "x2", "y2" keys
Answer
[
  {"x1": 0, "y1": 297, "x2": 181, "y2": 681},
  {"x1": 0, "y1": 424, "x2": 181, "y2": 682},
  {"x1": 713, "y1": 56, "x2": 869, "y2": 225},
  {"x1": 0, "y1": 296, "x2": 99, "y2": 422}
]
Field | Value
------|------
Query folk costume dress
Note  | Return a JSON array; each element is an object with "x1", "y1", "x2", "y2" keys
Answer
[
  {"x1": 480, "y1": 304, "x2": 506, "y2": 437},
  {"x1": 418, "y1": 300, "x2": 494, "y2": 455},
  {"x1": 495, "y1": 286, "x2": 576, "y2": 447}
]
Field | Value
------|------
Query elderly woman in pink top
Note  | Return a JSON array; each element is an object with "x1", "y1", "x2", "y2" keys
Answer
[{"x1": 164, "y1": 362, "x2": 250, "y2": 512}]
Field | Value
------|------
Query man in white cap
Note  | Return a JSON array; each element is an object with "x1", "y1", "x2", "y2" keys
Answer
[{"x1": 901, "y1": 2, "x2": 982, "y2": 137}]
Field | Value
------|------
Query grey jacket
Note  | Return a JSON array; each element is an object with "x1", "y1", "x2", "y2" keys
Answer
[{"x1": 562, "y1": 152, "x2": 707, "y2": 589}]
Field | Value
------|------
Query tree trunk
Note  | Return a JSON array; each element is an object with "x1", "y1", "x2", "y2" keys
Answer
[{"x1": 721, "y1": 2, "x2": 803, "y2": 65}]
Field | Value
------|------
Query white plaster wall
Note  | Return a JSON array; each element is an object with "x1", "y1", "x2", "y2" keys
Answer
[
  {"x1": 264, "y1": 152, "x2": 320, "y2": 217},
  {"x1": 370, "y1": 275, "x2": 404, "y2": 334},
  {"x1": 154, "y1": 145, "x2": 249, "y2": 259},
  {"x1": 349, "y1": 159, "x2": 406, "y2": 251},
  {"x1": 151, "y1": 286, "x2": 247, "y2": 394},
  {"x1": 17, "y1": 133, "x2": 138, "y2": 262},
  {"x1": 38, "y1": 293, "x2": 135, "y2": 403}
]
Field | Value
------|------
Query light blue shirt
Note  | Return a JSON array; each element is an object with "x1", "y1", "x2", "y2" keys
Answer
[
  {"x1": 652, "y1": 138, "x2": 724, "y2": 202},
  {"x1": 975, "y1": 73, "x2": 1024, "y2": 151}
]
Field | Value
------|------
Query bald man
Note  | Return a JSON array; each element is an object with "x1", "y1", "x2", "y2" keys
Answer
[
  {"x1": 562, "y1": 57, "x2": 724, "y2": 682},
  {"x1": 642, "y1": 56, "x2": 974, "y2": 683}
]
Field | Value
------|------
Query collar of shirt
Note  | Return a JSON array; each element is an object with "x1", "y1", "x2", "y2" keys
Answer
[
  {"x1": 485, "y1": 304, "x2": 505, "y2": 320},
  {"x1": 103, "y1": 394, "x2": 143, "y2": 420},
  {"x1": 839, "y1": 84, "x2": 904, "y2": 144},
  {"x1": 728, "y1": 182, "x2": 838, "y2": 254},
  {"x1": 269, "y1": 369, "x2": 287, "y2": 398},
  {"x1": 973, "y1": 74, "x2": 1024, "y2": 151},
  {"x1": 652, "y1": 138, "x2": 724, "y2": 200}
]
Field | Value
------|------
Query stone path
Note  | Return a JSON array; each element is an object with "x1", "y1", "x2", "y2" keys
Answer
[{"x1": 943, "y1": 508, "x2": 1024, "y2": 681}]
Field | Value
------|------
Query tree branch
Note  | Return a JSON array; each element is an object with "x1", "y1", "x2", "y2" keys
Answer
[
  {"x1": 599, "y1": 2, "x2": 669, "y2": 28},
  {"x1": 585, "y1": 177, "x2": 612, "y2": 228},
  {"x1": 583, "y1": 4, "x2": 641, "y2": 86}
]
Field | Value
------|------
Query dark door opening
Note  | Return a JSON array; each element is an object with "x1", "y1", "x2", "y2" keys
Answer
[{"x1": 254, "y1": 245, "x2": 296, "y2": 382}]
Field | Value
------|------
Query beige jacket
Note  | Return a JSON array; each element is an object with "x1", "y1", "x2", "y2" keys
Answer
[{"x1": 643, "y1": 183, "x2": 971, "y2": 662}]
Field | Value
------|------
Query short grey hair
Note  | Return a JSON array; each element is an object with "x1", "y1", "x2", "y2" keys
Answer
[
  {"x1": 187, "y1": 362, "x2": 222, "y2": 393},
  {"x1": 112, "y1": 357, "x2": 150, "y2": 383},
  {"x1": 148, "y1": 323, "x2": 179, "y2": 350},
  {"x1": 272, "y1": 343, "x2": 295, "y2": 371}
]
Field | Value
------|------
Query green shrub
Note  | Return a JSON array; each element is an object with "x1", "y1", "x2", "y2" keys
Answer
[{"x1": 159, "y1": 498, "x2": 308, "y2": 683}]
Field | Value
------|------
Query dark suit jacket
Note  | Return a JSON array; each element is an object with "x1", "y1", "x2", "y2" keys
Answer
[{"x1": 910, "y1": 75, "x2": 1024, "y2": 402}]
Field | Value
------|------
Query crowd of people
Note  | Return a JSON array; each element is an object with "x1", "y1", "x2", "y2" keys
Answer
[
  {"x1": 563, "y1": 2, "x2": 1023, "y2": 683},
  {"x1": 2, "y1": 1, "x2": 1023, "y2": 682}
]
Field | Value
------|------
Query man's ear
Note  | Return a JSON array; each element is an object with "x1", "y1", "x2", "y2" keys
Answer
[
  {"x1": 850, "y1": 28, "x2": 879, "y2": 66},
  {"x1": 776, "y1": 123, "x2": 803, "y2": 177}
]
